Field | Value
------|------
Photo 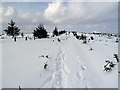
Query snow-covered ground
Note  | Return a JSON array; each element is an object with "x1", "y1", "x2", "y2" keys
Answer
[
  {"x1": 0, "y1": 37, "x2": 2, "y2": 89},
  {"x1": 0, "y1": 33, "x2": 118, "y2": 88}
]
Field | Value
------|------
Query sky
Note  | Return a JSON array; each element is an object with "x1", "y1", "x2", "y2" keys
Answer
[{"x1": 0, "y1": 0, "x2": 119, "y2": 33}]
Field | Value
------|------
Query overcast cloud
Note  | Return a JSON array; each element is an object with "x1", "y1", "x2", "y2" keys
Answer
[{"x1": 0, "y1": 1, "x2": 118, "y2": 33}]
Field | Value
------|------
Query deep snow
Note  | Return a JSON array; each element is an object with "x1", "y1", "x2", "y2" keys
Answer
[{"x1": 0, "y1": 33, "x2": 118, "y2": 88}]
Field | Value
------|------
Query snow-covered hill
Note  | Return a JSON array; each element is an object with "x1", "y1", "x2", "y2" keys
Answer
[{"x1": 1, "y1": 33, "x2": 118, "y2": 88}]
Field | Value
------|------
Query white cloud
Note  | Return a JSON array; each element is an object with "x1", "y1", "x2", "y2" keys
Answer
[
  {"x1": 43, "y1": 1, "x2": 118, "y2": 33},
  {"x1": 18, "y1": 12, "x2": 44, "y2": 24},
  {"x1": 0, "y1": 6, "x2": 17, "y2": 24},
  {"x1": 44, "y1": 2, "x2": 85, "y2": 24},
  {"x1": 44, "y1": 1, "x2": 117, "y2": 26},
  {"x1": 1, "y1": 6, "x2": 16, "y2": 17},
  {"x1": 1, "y1": 2, "x2": 118, "y2": 33},
  {"x1": 20, "y1": 12, "x2": 30, "y2": 19},
  {"x1": 4, "y1": 6, "x2": 15, "y2": 16},
  {"x1": 44, "y1": 2, "x2": 63, "y2": 23}
]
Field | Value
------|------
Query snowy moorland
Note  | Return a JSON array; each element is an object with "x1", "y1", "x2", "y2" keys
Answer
[{"x1": 0, "y1": 32, "x2": 119, "y2": 88}]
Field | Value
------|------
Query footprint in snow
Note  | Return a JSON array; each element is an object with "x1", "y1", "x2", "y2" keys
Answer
[{"x1": 77, "y1": 71, "x2": 85, "y2": 80}]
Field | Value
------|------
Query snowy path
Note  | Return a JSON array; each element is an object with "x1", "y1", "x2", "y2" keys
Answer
[
  {"x1": 52, "y1": 47, "x2": 65, "y2": 88},
  {"x1": 51, "y1": 36, "x2": 89, "y2": 88}
]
